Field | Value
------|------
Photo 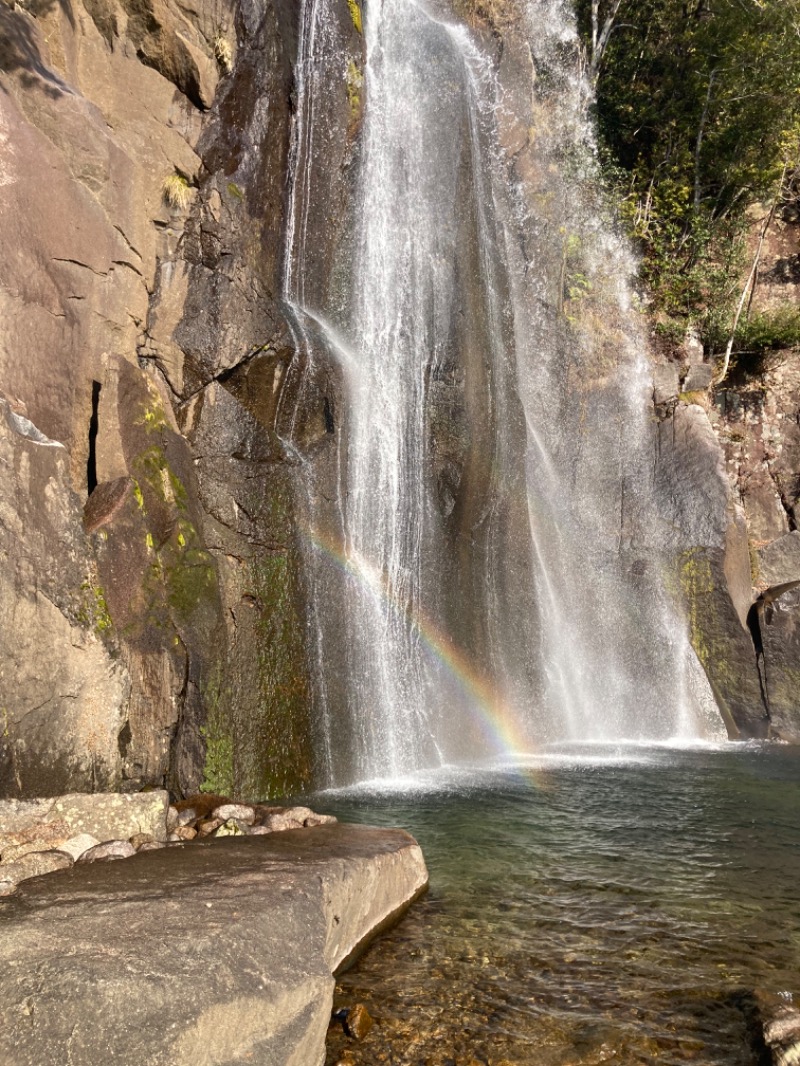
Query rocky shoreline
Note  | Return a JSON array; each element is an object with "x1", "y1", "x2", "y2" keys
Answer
[
  {"x1": 0, "y1": 792, "x2": 428, "y2": 1066},
  {"x1": 0, "y1": 789, "x2": 341, "y2": 895}
]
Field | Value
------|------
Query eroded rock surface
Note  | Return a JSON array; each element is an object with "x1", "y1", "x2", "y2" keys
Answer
[
  {"x1": 0, "y1": 824, "x2": 429, "y2": 1066},
  {"x1": 0, "y1": 0, "x2": 312, "y2": 798}
]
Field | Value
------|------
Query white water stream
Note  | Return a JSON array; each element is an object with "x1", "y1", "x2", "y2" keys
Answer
[{"x1": 283, "y1": 0, "x2": 724, "y2": 786}]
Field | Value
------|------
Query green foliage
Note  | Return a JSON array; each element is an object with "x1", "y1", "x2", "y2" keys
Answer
[
  {"x1": 78, "y1": 578, "x2": 113, "y2": 635},
  {"x1": 576, "y1": 0, "x2": 800, "y2": 350},
  {"x1": 707, "y1": 307, "x2": 800, "y2": 378},
  {"x1": 199, "y1": 725, "x2": 234, "y2": 795}
]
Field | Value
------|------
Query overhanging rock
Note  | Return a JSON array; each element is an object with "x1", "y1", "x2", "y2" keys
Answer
[{"x1": 0, "y1": 824, "x2": 428, "y2": 1066}]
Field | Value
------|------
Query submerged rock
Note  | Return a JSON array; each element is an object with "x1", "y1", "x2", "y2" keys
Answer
[
  {"x1": 760, "y1": 994, "x2": 800, "y2": 1066},
  {"x1": 343, "y1": 1003, "x2": 374, "y2": 1041}
]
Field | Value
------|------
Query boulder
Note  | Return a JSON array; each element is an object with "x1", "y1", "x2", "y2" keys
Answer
[
  {"x1": 0, "y1": 824, "x2": 428, "y2": 1066},
  {"x1": 0, "y1": 791, "x2": 168, "y2": 848},
  {"x1": 0, "y1": 850, "x2": 73, "y2": 888}
]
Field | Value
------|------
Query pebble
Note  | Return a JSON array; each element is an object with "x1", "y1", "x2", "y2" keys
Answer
[
  {"x1": 168, "y1": 827, "x2": 197, "y2": 842},
  {"x1": 0, "y1": 879, "x2": 16, "y2": 896},
  {"x1": 197, "y1": 818, "x2": 223, "y2": 837},
  {"x1": 212, "y1": 804, "x2": 256, "y2": 826},
  {"x1": 58, "y1": 833, "x2": 102, "y2": 861},
  {"x1": 247, "y1": 826, "x2": 273, "y2": 835},
  {"x1": 78, "y1": 840, "x2": 136, "y2": 862},
  {"x1": 128, "y1": 833, "x2": 154, "y2": 849},
  {"x1": 176, "y1": 808, "x2": 197, "y2": 828},
  {"x1": 343, "y1": 1003, "x2": 373, "y2": 1041},
  {"x1": 214, "y1": 819, "x2": 245, "y2": 837}
]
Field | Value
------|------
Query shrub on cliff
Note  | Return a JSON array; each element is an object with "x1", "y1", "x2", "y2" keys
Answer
[{"x1": 575, "y1": 0, "x2": 800, "y2": 368}]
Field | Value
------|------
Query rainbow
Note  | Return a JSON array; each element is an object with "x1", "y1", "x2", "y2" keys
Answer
[{"x1": 300, "y1": 524, "x2": 545, "y2": 781}]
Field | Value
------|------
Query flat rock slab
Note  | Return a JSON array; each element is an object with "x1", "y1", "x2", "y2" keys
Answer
[{"x1": 0, "y1": 824, "x2": 428, "y2": 1066}]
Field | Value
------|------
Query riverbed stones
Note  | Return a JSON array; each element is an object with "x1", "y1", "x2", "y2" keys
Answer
[
  {"x1": 0, "y1": 791, "x2": 341, "y2": 890},
  {"x1": 0, "y1": 824, "x2": 428, "y2": 1066}
]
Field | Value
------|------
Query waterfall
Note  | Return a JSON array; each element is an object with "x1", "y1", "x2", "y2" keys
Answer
[{"x1": 283, "y1": 0, "x2": 725, "y2": 786}]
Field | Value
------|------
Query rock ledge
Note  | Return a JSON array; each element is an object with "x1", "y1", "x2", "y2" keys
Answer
[{"x1": 0, "y1": 824, "x2": 428, "y2": 1066}]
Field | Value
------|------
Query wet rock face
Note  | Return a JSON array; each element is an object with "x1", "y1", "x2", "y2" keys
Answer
[
  {"x1": 650, "y1": 402, "x2": 769, "y2": 738},
  {"x1": 755, "y1": 584, "x2": 800, "y2": 742},
  {"x1": 0, "y1": 0, "x2": 313, "y2": 797},
  {"x1": 704, "y1": 354, "x2": 800, "y2": 741}
]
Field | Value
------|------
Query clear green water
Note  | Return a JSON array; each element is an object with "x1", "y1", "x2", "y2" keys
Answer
[{"x1": 318, "y1": 745, "x2": 800, "y2": 1066}]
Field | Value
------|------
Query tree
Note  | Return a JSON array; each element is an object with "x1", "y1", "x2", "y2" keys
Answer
[{"x1": 575, "y1": 0, "x2": 800, "y2": 362}]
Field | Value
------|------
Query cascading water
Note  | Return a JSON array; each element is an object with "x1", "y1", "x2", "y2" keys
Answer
[{"x1": 283, "y1": 0, "x2": 725, "y2": 786}]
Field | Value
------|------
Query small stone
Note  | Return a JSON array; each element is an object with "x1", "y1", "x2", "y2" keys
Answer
[
  {"x1": 136, "y1": 841, "x2": 167, "y2": 852},
  {"x1": 214, "y1": 819, "x2": 245, "y2": 837},
  {"x1": 0, "y1": 879, "x2": 17, "y2": 896},
  {"x1": 59, "y1": 834, "x2": 101, "y2": 861},
  {"x1": 175, "y1": 808, "x2": 198, "y2": 828},
  {"x1": 1, "y1": 850, "x2": 73, "y2": 884},
  {"x1": 129, "y1": 833, "x2": 154, "y2": 849},
  {"x1": 170, "y1": 826, "x2": 197, "y2": 841},
  {"x1": 197, "y1": 818, "x2": 223, "y2": 837},
  {"x1": 211, "y1": 804, "x2": 255, "y2": 826},
  {"x1": 166, "y1": 806, "x2": 180, "y2": 833},
  {"x1": 77, "y1": 840, "x2": 137, "y2": 863},
  {"x1": 246, "y1": 825, "x2": 273, "y2": 835},
  {"x1": 343, "y1": 1003, "x2": 373, "y2": 1041},
  {"x1": 304, "y1": 812, "x2": 337, "y2": 827}
]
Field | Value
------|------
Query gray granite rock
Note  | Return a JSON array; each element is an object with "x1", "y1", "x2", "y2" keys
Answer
[
  {"x1": 0, "y1": 824, "x2": 428, "y2": 1066},
  {"x1": 0, "y1": 792, "x2": 169, "y2": 855},
  {"x1": 212, "y1": 803, "x2": 256, "y2": 825},
  {"x1": 758, "y1": 531, "x2": 800, "y2": 587},
  {"x1": 77, "y1": 840, "x2": 137, "y2": 862},
  {"x1": 53, "y1": 834, "x2": 100, "y2": 862}
]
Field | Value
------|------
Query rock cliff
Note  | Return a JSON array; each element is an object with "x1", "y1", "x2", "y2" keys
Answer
[
  {"x1": 0, "y1": 0, "x2": 313, "y2": 797},
  {"x1": 1, "y1": 0, "x2": 797, "y2": 802}
]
